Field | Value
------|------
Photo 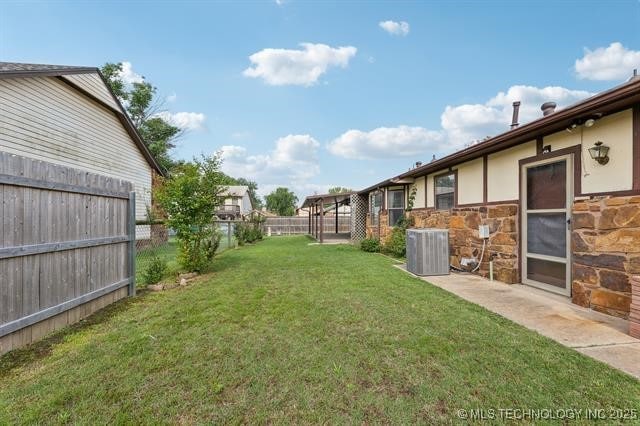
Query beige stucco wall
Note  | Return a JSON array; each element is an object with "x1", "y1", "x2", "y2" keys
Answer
[
  {"x1": 409, "y1": 176, "x2": 425, "y2": 209},
  {"x1": 487, "y1": 141, "x2": 537, "y2": 202},
  {"x1": 454, "y1": 157, "x2": 484, "y2": 205},
  {"x1": 543, "y1": 109, "x2": 633, "y2": 194}
]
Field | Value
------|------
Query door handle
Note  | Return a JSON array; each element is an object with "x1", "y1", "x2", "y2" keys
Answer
[{"x1": 566, "y1": 218, "x2": 571, "y2": 230}]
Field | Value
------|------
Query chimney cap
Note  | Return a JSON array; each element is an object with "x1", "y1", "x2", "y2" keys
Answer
[{"x1": 541, "y1": 101, "x2": 557, "y2": 116}]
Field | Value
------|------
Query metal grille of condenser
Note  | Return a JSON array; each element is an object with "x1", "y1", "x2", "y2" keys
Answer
[{"x1": 406, "y1": 229, "x2": 450, "y2": 276}]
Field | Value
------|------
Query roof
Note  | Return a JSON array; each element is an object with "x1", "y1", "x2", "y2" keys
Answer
[
  {"x1": 0, "y1": 62, "x2": 165, "y2": 176},
  {"x1": 358, "y1": 77, "x2": 640, "y2": 194},
  {"x1": 221, "y1": 185, "x2": 249, "y2": 197},
  {"x1": 300, "y1": 191, "x2": 355, "y2": 209}
]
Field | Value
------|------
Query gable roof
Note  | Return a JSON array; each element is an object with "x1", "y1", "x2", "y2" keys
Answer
[
  {"x1": 358, "y1": 77, "x2": 640, "y2": 194},
  {"x1": 222, "y1": 185, "x2": 250, "y2": 197},
  {"x1": 0, "y1": 62, "x2": 165, "y2": 176}
]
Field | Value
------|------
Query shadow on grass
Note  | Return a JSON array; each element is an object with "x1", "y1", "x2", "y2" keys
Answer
[
  {"x1": 0, "y1": 243, "x2": 261, "y2": 376},
  {"x1": 0, "y1": 290, "x2": 150, "y2": 376}
]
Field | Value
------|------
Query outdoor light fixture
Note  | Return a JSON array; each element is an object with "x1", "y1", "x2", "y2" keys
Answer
[
  {"x1": 588, "y1": 141, "x2": 610, "y2": 165},
  {"x1": 584, "y1": 118, "x2": 596, "y2": 127}
]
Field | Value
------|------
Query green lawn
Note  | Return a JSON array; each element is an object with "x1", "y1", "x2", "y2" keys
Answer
[{"x1": 1, "y1": 236, "x2": 638, "y2": 424}]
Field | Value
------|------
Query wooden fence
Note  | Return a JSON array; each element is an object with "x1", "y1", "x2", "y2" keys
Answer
[
  {"x1": 0, "y1": 152, "x2": 135, "y2": 353},
  {"x1": 263, "y1": 215, "x2": 351, "y2": 235}
]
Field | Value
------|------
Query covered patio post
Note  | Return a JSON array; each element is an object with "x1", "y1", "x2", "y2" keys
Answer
[
  {"x1": 335, "y1": 200, "x2": 339, "y2": 234},
  {"x1": 319, "y1": 198, "x2": 324, "y2": 243}
]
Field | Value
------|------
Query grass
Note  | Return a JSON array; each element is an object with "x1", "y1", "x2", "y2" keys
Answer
[{"x1": 1, "y1": 236, "x2": 638, "y2": 424}]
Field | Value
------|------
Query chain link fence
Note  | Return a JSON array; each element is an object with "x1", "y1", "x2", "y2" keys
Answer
[{"x1": 135, "y1": 221, "x2": 238, "y2": 286}]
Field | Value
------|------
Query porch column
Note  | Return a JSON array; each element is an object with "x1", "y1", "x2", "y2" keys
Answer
[
  {"x1": 335, "y1": 201, "x2": 339, "y2": 233},
  {"x1": 319, "y1": 198, "x2": 324, "y2": 243}
]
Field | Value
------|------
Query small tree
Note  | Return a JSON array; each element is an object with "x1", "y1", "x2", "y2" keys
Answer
[
  {"x1": 156, "y1": 154, "x2": 226, "y2": 272},
  {"x1": 265, "y1": 187, "x2": 298, "y2": 216}
]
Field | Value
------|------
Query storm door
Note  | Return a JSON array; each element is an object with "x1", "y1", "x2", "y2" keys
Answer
[{"x1": 521, "y1": 155, "x2": 573, "y2": 295}]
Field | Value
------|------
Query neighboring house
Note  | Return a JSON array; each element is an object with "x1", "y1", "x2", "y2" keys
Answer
[
  {"x1": 0, "y1": 62, "x2": 165, "y2": 240},
  {"x1": 355, "y1": 75, "x2": 640, "y2": 320},
  {"x1": 216, "y1": 185, "x2": 254, "y2": 220}
]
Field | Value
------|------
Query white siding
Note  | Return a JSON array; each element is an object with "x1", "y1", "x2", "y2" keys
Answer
[
  {"x1": 61, "y1": 73, "x2": 120, "y2": 111},
  {"x1": 0, "y1": 76, "x2": 152, "y2": 222}
]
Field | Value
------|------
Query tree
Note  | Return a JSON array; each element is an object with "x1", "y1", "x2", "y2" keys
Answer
[
  {"x1": 220, "y1": 174, "x2": 263, "y2": 209},
  {"x1": 327, "y1": 186, "x2": 352, "y2": 194},
  {"x1": 101, "y1": 62, "x2": 182, "y2": 172},
  {"x1": 156, "y1": 154, "x2": 226, "y2": 272},
  {"x1": 265, "y1": 187, "x2": 298, "y2": 216}
]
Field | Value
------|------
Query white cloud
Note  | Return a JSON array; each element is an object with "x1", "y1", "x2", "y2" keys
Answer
[
  {"x1": 379, "y1": 20, "x2": 410, "y2": 36},
  {"x1": 166, "y1": 93, "x2": 177, "y2": 103},
  {"x1": 328, "y1": 85, "x2": 593, "y2": 160},
  {"x1": 154, "y1": 111, "x2": 206, "y2": 131},
  {"x1": 243, "y1": 43, "x2": 357, "y2": 86},
  {"x1": 328, "y1": 126, "x2": 444, "y2": 160},
  {"x1": 118, "y1": 61, "x2": 144, "y2": 85},
  {"x1": 219, "y1": 134, "x2": 321, "y2": 197},
  {"x1": 442, "y1": 85, "x2": 593, "y2": 148},
  {"x1": 575, "y1": 42, "x2": 640, "y2": 81}
]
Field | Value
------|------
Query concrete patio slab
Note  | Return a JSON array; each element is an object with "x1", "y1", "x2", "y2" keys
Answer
[{"x1": 394, "y1": 265, "x2": 640, "y2": 380}]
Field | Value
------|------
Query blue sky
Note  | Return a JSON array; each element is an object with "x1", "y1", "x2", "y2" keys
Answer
[{"x1": 2, "y1": 0, "x2": 639, "y2": 200}]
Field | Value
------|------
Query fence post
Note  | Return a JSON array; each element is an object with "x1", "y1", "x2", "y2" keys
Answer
[
  {"x1": 128, "y1": 191, "x2": 136, "y2": 296},
  {"x1": 227, "y1": 221, "x2": 232, "y2": 248}
]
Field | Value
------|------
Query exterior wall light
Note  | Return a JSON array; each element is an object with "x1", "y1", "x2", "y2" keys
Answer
[{"x1": 588, "y1": 141, "x2": 609, "y2": 165}]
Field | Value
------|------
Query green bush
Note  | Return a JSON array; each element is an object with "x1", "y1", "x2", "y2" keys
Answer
[
  {"x1": 381, "y1": 215, "x2": 415, "y2": 258},
  {"x1": 234, "y1": 218, "x2": 264, "y2": 245},
  {"x1": 360, "y1": 238, "x2": 381, "y2": 253},
  {"x1": 142, "y1": 256, "x2": 168, "y2": 285},
  {"x1": 156, "y1": 155, "x2": 227, "y2": 272}
]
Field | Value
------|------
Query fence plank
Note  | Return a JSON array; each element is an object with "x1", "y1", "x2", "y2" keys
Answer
[{"x1": 0, "y1": 152, "x2": 135, "y2": 338}]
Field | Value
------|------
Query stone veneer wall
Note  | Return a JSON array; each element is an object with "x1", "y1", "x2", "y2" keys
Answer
[
  {"x1": 365, "y1": 204, "x2": 520, "y2": 284},
  {"x1": 572, "y1": 195, "x2": 640, "y2": 318}
]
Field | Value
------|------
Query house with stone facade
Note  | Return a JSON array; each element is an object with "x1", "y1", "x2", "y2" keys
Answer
[{"x1": 353, "y1": 75, "x2": 640, "y2": 320}]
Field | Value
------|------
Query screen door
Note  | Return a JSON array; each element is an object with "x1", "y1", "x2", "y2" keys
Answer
[{"x1": 521, "y1": 155, "x2": 573, "y2": 295}]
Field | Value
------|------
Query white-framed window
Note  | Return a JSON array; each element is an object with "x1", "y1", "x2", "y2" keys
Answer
[
  {"x1": 435, "y1": 173, "x2": 455, "y2": 210},
  {"x1": 387, "y1": 189, "x2": 405, "y2": 226}
]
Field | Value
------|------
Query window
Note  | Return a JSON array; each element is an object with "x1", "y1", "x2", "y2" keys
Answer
[
  {"x1": 369, "y1": 191, "x2": 382, "y2": 225},
  {"x1": 387, "y1": 189, "x2": 404, "y2": 226},
  {"x1": 435, "y1": 173, "x2": 455, "y2": 210}
]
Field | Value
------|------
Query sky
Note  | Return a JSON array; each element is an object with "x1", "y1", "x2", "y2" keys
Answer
[{"x1": 2, "y1": 0, "x2": 640, "y2": 201}]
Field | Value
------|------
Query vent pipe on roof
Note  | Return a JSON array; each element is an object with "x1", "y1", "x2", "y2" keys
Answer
[
  {"x1": 510, "y1": 101, "x2": 521, "y2": 129},
  {"x1": 431, "y1": 154, "x2": 436, "y2": 163},
  {"x1": 629, "y1": 69, "x2": 639, "y2": 82},
  {"x1": 541, "y1": 101, "x2": 557, "y2": 116},
  {"x1": 415, "y1": 161, "x2": 422, "y2": 168}
]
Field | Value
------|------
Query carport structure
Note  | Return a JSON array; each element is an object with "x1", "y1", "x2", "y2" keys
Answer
[{"x1": 300, "y1": 192, "x2": 353, "y2": 243}]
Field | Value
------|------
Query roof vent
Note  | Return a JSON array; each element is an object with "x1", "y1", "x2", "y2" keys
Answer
[
  {"x1": 629, "y1": 69, "x2": 639, "y2": 82},
  {"x1": 541, "y1": 101, "x2": 557, "y2": 116},
  {"x1": 415, "y1": 161, "x2": 422, "y2": 168},
  {"x1": 510, "y1": 101, "x2": 521, "y2": 129},
  {"x1": 431, "y1": 154, "x2": 436, "y2": 163}
]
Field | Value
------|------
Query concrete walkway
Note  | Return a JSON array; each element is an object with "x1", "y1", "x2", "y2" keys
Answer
[{"x1": 394, "y1": 265, "x2": 640, "y2": 380}]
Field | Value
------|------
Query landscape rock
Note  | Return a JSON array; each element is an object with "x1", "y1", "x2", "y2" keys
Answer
[{"x1": 148, "y1": 284, "x2": 164, "y2": 292}]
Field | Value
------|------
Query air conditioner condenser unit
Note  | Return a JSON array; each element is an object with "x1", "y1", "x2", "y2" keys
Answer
[{"x1": 406, "y1": 229, "x2": 450, "y2": 276}]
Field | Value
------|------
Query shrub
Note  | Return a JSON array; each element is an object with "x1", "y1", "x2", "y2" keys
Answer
[
  {"x1": 360, "y1": 238, "x2": 381, "y2": 253},
  {"x1": 142, "y1": 256, "x2": 167, "y2": 285},
  {"x1": 233, "y1": 217, "x2": 264, "y2": 245},
  {"x1": 381, "y1": 215, "x2": 415, "y2": 258},
  {"x1": 156, "y1": 155, "x2": 227, "y2": 272}
]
